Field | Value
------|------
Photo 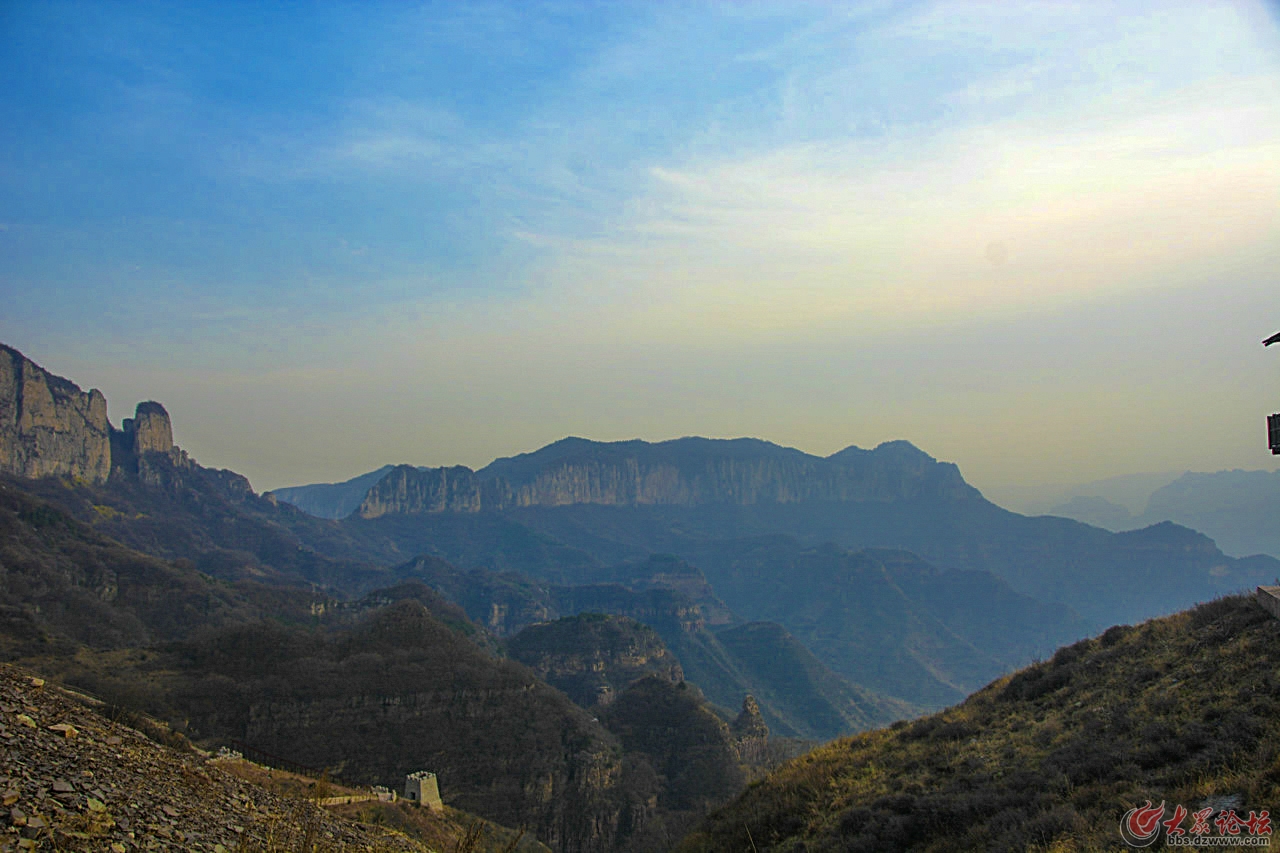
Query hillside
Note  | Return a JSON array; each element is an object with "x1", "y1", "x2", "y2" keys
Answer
[
  {"x1": 159, "y1": 599, "x2": 625, "y2": 853},
  {"x1": 0, "y1": 662, "x2": 430, "y2": 852},
  {"x1": 682, "y1": 593, "x2": 1280, "y2": 852},
  {"x1": 0, "y1": 478, "x2": 319, "y2": 657},
  {"x1": 682, "y1": 541, "x2": 1091, "y2": 708},
  {"x1": 0, "y1": 472, "x2": 778, "y2": 852}
]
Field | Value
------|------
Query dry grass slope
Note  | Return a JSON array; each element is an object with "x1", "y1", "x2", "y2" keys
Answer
[{"x1": 681, "y1": 594, "x2": 1280, "y2": 852}]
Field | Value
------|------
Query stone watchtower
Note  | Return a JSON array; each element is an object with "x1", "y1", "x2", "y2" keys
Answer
[{"x1": 404, "y1": 771, "x2": 442, "y2": 810}]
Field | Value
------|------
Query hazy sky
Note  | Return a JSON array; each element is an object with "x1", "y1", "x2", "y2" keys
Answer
[{"x1": 3, "y1": 1, "x2": 1278, "y2": 510}]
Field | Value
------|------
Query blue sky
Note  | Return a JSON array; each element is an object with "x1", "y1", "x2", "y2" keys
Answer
[{"x1": 2, "y1": 1, "x2": 1279, "y2": 508}]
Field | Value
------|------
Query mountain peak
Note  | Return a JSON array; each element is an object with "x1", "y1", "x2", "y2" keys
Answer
[{"x1": 826, "y1": 439, "x2": 935, "y2": 464}]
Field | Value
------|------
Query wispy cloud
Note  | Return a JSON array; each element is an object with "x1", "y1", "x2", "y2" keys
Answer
[{"x1": 4, "y1": 1, "x2": 1279, "y2": 495}]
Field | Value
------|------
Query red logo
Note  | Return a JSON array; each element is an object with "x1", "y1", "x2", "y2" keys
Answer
[
  {"x1": 1122, "y1": 802, "x2": 1272, "y2": 846},
  {"x1": 1120, "y1": 801, "x2": 1166, "y2": 847}
]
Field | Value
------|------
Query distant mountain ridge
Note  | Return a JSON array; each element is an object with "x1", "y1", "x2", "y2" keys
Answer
[
  {"x1": 1048, "y1": 468, "x2": 1280, "y2": 559},
  {"x1": 348, "y1": 436, "x2": 979, "y2": 518},
  {"x1": 269, "y1": 465, "x2": 399, "y2": 519}
]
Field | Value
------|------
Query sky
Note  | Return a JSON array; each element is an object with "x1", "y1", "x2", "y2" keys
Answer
[{"x1": 2, "y1": 0, "x2": 1279, "y2": 511}]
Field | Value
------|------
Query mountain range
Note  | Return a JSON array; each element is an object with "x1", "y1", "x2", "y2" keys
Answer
[
  {"x1": 276, "y1": 435, "x2": 1275, "y2": 629},
  {"x1": 2, "y1": 338, "x2": 1276, "y2": 852}
]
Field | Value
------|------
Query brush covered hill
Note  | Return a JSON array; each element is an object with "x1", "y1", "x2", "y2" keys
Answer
[
  {"x1": 0, "y1": 477, "x2": 318, "y2": 660},
  {"x1": 601, "y1": 676, "x2": 749, "y2": 853},
  {"x1": 0, "y1": 480, "x2": 621, "y2": 852},
  {"x1": 681, "y1": 593, "x2": 1280, "y2": 852}
]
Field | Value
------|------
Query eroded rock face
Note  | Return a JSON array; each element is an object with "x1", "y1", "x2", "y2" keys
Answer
[
  {"x1": 123, "y1": 401, "x2": 174, "y2": 456},
  {"x1": 0, "y1": 344, "x2": 113, "y2": 483},
  {"x1": 507, "y1": 614, "x2": 684, "y2": 708},
  {"x1": 731, "y1": 695, "x2": 770, "y2": 764},
  {"x1": 356, "y1": 437, "x2": 980, "y2": 518},
  {"x1": 0, "y1": 345, "x2": 198, "y2": 486}
]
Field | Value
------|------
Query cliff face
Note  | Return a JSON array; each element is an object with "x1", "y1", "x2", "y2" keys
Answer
[
  {"x1": 357, "y1": 465, "x2": 492, "y2": 518},
  {"x1": 507, "y1": 614, "x2": 684, "y2": 708},
  {"x1": 124, "y1": 400, "x2": 174, "y2": 456},
  {"x1": 356, "y1": 438, "x2": 979, "y2": 518},
  {"x1": 0, "y1": 344, "x2": 190, "y2": 486},
  {"x1": 0, "y1": 344, "x2": 112, "y2": 483}
]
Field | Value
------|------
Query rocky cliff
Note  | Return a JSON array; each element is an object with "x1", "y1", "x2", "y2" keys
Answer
[
  {"x1": 0, "y1": 344, "x2": 112, "y2": 483},
  {"x1": 507, "y1": 614, "x2": 685, "y2": 708},
  {"x1": 0, "y1": 343, "x2": 190, "y2": 485},
  {"x1": 357, "y1": 437, "x2": 979, "y2": 518}
]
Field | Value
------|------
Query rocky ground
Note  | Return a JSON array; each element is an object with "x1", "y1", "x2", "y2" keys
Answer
[{"x1": 0, "y1": 663, "x2": 429, "y2": 852}]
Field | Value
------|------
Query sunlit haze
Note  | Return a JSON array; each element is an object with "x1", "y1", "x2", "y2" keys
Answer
[{"x1": 3, "y1": 1, "x2": 1278, "y2": 510}]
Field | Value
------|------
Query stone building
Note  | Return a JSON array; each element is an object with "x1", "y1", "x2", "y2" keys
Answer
[{"x1": 404, "y1": 771, "x2": 442, "y2": 810}]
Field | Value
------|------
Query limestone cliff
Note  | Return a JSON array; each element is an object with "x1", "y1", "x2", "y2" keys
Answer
[
  {"x1": 356, "y1": 437, "x2": 980, "y2": 518},
  {"x1": 0, "y1": 344, "x2": 191, "y2": 485},
  {"x1": 0, "y1": 344, "x2": 112, "y2": 483},
  {"x1": 357, "y1": 465, "x2": 494, "y2": 518},
  {"x1": 124, "y1": 400, "x2": 174, "y2": 455},
  {"x1": 112, "y1": 400, "x2": 196, "y2": 486}
]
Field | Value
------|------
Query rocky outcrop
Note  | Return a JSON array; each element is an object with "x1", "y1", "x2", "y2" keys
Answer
[
  {"x1": 0, "y1": 344, "x2": 112, "y2": 483},
  {"x1": 112, "y1": 401, "x2": 196, "y2": 486},
  {"x1": 507, "y1": 614, "x2": 684, "y2": 708},
  {"x1": 730, "y1": 695, "x2": 769, "y2": 764},
  {"x1": 356, "y1": 437, "x2": 980, "y2": 518},
  {"x1": 357, "y1": 465, "x2": 493, "y2": 518},
  {"x1": 123, "y1": 401, "x2": 173, "y2": 456},
  {"x1": 0, "y1": 344, "x2": 192, "y2": 486}
]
